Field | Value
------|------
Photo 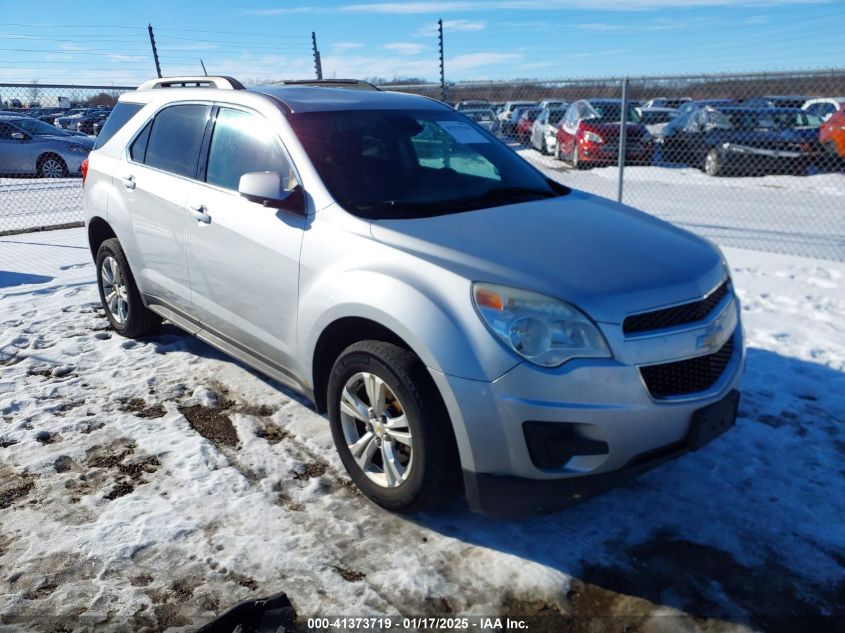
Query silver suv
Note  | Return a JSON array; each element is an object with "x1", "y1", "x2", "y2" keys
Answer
[{"x1": 84, "y1": 76, "x2": 744, "y2": 516}]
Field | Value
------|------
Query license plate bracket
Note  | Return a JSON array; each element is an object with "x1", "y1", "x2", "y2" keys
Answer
[{"x1": 688, "y1": 390, "x2": 740, "y2": 450}]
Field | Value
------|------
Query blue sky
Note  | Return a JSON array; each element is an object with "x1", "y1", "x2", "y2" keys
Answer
[{"x1": 0, "y1": 0, "x2": 842, "y2": 86}]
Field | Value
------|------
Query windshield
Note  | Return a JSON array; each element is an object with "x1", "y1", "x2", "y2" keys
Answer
[
  {"x1": 289, "y1": 108, "x2": 562, "y2": 219},
  {"x1": 711, "y1": 110, "x2": 821, "y2": 130},
  {"x1": 586, "y1": 103, "x2": 641, "y2": 123},
  {"x1": 640, "y1": 111, "x2": 675, "y2": 125},
  {"x1": 12, "y1": 117, "x2": 71, "y2": 136},
  {"x1": 463, "y1": 110, "x2": 495, "y2": 122}
]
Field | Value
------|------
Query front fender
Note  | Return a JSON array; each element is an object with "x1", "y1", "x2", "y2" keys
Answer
[{"x1": 298, "y1": 268, "x2": 519, "y2": 385}]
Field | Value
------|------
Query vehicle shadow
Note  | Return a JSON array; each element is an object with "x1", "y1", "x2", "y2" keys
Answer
[{"x1": 412, "y1": 347, "x2": 844, "y2": 632}]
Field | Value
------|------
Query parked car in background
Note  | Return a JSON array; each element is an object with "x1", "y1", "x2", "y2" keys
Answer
[
  {"x1": 49, "y1": 108, "x2": 91, "y2": 127},
  {"x1": 661, "y1": 106, "x2": 823, "y2": 176},
  {"x1": 819, "y1": 102, "x2": 845, "y2": 159},
  {"x1": 55, "y1": 107, "x2": 109, "y2": 130},
  {"x1": 555, "y1": 99, "x2": 652, "y2": 167},
  {"x1": 537, "y1": 99, "x2": 566, "y2": 110},
  {"x1": 637, "y1": 107, "x2": 678, "y2": 140},
  {"x1": 516, "y1": 107, "x2": 541, "y2": 144},
  {"x1": 76, "y1": 110, "x2": 112, "y2": 135},
  {"x1": 38, "y1": 109, "x2": 75, "y2": 125},
  {"x1": 741, "y1": 96, "x2": 816, "y2": 109},
  {"x1": 455, "y1": 100, "x2": 490, "y2": 111},
  {"x1": 0, "y1": 115, "x2": 94, "y2": 177},
  {"x1": 802, "y1": 97, "x2": 845, "y2": 122},
  {"x1": 460, "y1": 108, "x2": 500, "y2": 134},
  {"x1": 662, "y1": 99, "x2": 737, "y2": 140},
  {"x1": 641, "y1": 97, "x2": 691, "y2": 110},
  {"x1": 498, "y1": 100, "x2": 537, "y2": 134},
  {"x1": 530, "y1": 106, "x2": 567, "y2": 154}
]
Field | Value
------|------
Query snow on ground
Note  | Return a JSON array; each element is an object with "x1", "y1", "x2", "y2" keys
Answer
[
  {"x1": 0, "y1": 229, "x2": 843, "y2": 632},
  {"x1": 519, "y1": 149, "x2": 845, "y2": 262},
  {"x1": 0, "y1": 178, "x2": 82, "y2": 235}
]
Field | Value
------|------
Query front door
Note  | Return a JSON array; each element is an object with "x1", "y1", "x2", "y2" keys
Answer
[{"x1": 185, "y1": 106, "x2": 305, "y2": 372}]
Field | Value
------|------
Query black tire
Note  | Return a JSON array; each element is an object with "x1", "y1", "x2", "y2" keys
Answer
[
  {"x1": 704, "y1": 148, "x2": 724, "y2": 177},
  {"x1": 327, "y1": 340, "x2": 459, "y2": 513},
  {"x1": 95, "y1": 238, "x2": 162, "y2": 338},
  {"x1": 37, "y1": 154, "x2": 68, "y2": 178},
  {"x1": 554, "y1": 142, "x2": 561, "y2": 161}
]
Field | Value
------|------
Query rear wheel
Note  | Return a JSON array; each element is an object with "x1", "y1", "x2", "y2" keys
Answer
[
  {"x1": 95, "y1": 238, "x2": 162, "y2": 338},
  {"x1": 554, "y1": 142, "x2": 561, "y2": 161},
  {"x1": 327, "y1": 340, "x2": 458, "y2": 513},
  {"x1": 38, "y1": 155, "x2": 68, "y2": 178}
]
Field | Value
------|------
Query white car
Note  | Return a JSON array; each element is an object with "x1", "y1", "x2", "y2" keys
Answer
[
  {"x1": 530, "y1": 106, "x2": 568, "y2": 154},
  {"x1": 802, "y1": 97, "x2": 845, "y2": 122}
]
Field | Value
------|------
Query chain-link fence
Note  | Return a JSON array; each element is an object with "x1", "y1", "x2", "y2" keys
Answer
[
  {"x1": 391, "y1": 69, "x2": 845, "y2": 261},
  {"x1": 0, "y1": 83, "x2": 133, "y2": 235},
  {"x1": 1, "y1": 72, "x2": 844, "y2": 261}
]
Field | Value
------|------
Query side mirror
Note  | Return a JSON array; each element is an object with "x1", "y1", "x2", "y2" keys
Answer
[
  {"x1": 238, "y1": 171, "x2": 305, "y2": 215},
  {"x1": 11, "y1": 132, "x2": 27, "y2": 141}
]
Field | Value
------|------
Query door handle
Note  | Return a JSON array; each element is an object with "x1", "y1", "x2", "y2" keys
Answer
[
  {"x1": 188, "y1": 204, "x2": 212, "y2": 224},
  {"x1": 121, "y1": 175, "x2": 135, "y2": 190}
]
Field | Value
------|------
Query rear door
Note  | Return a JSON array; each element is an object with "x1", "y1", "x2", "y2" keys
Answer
[
  {"x1": 121, "y1": 102, "x2": 212, "y2": 314},
  {"x1": 184, "y1": 105, "x2": 305, "y2": 372}
]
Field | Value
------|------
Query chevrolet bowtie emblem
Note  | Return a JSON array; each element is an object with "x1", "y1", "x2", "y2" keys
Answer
[{"x1": 697, "y1": 322, "x2": 724, "y2": 351}]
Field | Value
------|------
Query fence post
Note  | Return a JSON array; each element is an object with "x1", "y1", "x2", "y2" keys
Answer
[
  {"x1": 438, "y1": 19, "x2": 447, "y2": 102},
  {"x1": 617, "y1": 77, "x2": 629, "y2": 203}
]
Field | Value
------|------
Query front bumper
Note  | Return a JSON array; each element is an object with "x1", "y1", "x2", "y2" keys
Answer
[
  {"x1": 465, "y1": 389, "x2": 740, "y2": 516},
  {"x1": 429, "y1": 297, "x2": 745, "y2": 515}
]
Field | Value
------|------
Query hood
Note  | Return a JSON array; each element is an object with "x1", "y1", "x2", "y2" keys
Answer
[
  {"x1": 582, "y1": 122, "x2": 647, "y2": 140},
  {"x1": 37, "y1": 134, "x2": 94, "y2": 148},
  {"x1": 370, "y1": 190, "x2": 724, "y2": 324}
]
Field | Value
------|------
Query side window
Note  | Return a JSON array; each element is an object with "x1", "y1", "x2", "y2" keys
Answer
[
  {"x1": 0, "y1": 123, "x2": 16, "y2": 140},
  {"x1": 205, "y1": 107, "x2": 296, "y2": 192},
  {"x1": 129, "y1": 121, "x2": 152, "y2": 163},
  {"x1": 143, "y1": 104, "x2": 211, "y2": 178}
]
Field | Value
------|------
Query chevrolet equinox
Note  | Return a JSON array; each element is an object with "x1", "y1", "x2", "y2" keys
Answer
[{"x1": 83, "y1": 76, "x2": 744, "y2": 516}]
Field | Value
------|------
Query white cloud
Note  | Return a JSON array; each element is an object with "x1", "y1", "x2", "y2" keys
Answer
[
  {"x1": 246, "y1": 0, "x2": 831, "y2": 16},
  {"x1": 385, "y1": 42, "x2": 428, "y2": 55},
  {"x1": 333, "y1": 42, "x2": 364, "y2": 50},
  {"x1": 416, "y1": 19, "x2": 487, "y2": 36}
]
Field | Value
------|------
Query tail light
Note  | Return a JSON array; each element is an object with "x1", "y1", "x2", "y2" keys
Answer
[{"x1": 81, "y1": 158, "x2": 89, "y2": 186}]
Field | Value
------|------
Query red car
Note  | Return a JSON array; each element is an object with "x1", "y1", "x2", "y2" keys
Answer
[
  {"x1": 515, "y1": 107, "x2": 541, "y2": 145},
  {"x1": 820, "y1": 102, "x2": 845, "y2": 159},
  {"x1": 555, "y1": 99, "x2": 652, "y2": 168}
]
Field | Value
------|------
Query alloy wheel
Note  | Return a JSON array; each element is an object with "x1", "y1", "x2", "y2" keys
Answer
[
  {"x1": 100, "y1": 256, "x2": 129, "y2": 324},
  {"x1": 339, "y1": 372, "x2": 413, "y2": 488},
  {"x1": 40, "y1": 158, "x2": 65, "y2": 178}
]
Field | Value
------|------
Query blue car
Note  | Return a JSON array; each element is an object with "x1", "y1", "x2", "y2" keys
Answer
[{"x1": 661, "y1": 106, "x2": 824, "y2": 176}]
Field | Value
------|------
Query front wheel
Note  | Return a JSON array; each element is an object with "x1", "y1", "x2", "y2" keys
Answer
[
  {"x1": 704, "y1": 148, "x2": 724, "y2": 177},
  {"x1": 96, "y1": 238, "x2": 162, "y2": 338},
  {"x1": 327, "y1": 341, "x2": 458, "y2": 513},
  {"x1": 554, "y1": 142, "x2": 561, "y2": 161}
]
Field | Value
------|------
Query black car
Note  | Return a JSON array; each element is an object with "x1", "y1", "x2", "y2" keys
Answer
[
  {"x1": 76, "y1": 110, "x2": 112, "y2": 135},
  {"x1": 40, "y1": 108, "x2": 82, "y2": 125},
  {"x1": 741, "y1": 95, "x2": 816, "y2": 109},
  {"x1": 661, "y1": 106, "x2": 824, "y2": 176}
]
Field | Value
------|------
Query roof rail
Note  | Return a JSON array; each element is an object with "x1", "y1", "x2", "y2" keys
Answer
[
  {"x1": 137, "y1": 76, "x2": 245, "y2": 90},
  {"x1": 270, "y1": 79, "x2": 381, "y2": 91}
]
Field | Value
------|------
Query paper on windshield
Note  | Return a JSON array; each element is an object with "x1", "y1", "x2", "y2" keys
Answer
[{"x1": 436, "y1": 120, "x2": 490, "y2": 144}]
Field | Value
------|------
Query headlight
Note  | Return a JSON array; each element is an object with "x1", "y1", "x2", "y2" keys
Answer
[
  {"x1": 472, "y1": 283, "x2": 611, "y2": 367},
  {"x1": 65, "y1": 144, "x2": 90, "y2": 154},
  {"x1": 582, "y1": 131, "x2": 604, "y2": 143}
]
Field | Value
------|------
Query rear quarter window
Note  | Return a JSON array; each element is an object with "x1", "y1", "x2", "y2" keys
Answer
[{"x1": 93, "y1": 102, "x2": 143, "y2": 150}]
